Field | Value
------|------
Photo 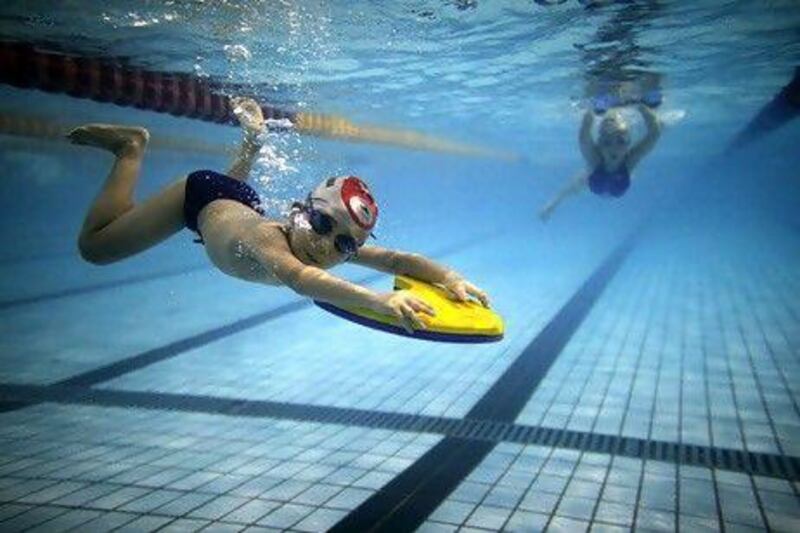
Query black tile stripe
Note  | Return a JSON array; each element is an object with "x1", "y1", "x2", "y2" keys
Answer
[
  {"x1": 329, "y1": 234, "x2": 638, "y2": 532},
  {"x1": 0, "y1": 383, "x2": 796, "y2": 482},
  {"x1": 59, "y1": 298, "x2": 313, "y2": 388},
  {"x1": 0, "y1": 295, "x2": 312, "y2": 415},
  {"x1": 0, "y1": 292, "x2": 334, "y2": 416},
  {"x1": 0, "y1": 264, "x2": 209, "y2": 310}
]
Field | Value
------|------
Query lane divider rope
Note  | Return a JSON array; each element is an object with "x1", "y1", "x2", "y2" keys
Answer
[{"x1": 0, "y1": 41, "x2": 516, "y2": 159}]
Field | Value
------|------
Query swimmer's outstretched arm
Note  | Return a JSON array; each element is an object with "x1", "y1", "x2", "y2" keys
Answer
[
  {"x1": 627, "y1": 104, "x2": 661, "y2": 172},
  {"x1": 227, "y1": 97, "x2": 266, "y2": 180},
  {"x1": 539, "y1": 111, "x2": 598, "y2": 222},
  {"x1": 539, "y1": 171, "x2": 588, "y2": 222},
  {"x1": 249, "y1": 240, "x2": 436, "y2": 332},
  {"x1": 352, "y1": 246, "x2": 490, "y2": 307}
]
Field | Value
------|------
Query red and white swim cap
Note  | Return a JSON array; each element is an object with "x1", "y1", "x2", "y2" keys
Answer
[{"x1": 309, "y1": 176, "x2": 379, "y2": 236}]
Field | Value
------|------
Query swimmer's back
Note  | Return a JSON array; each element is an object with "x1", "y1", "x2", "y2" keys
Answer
[{"x1": 199, "y1": 206, "x2": 288, "y2": 285}]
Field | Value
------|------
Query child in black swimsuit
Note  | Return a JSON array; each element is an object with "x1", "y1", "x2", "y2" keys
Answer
[{"x1": 70, "y1": 98, "x2": 490, "y2": 334}]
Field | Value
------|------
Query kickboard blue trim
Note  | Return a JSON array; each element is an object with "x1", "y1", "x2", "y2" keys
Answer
[{"x1": 314, "y1": 300, "x2": 503, "y2": 344}]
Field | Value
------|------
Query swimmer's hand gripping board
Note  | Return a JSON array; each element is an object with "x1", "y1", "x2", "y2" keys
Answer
[{"x1": 314, "y1": 275, "x2": 504, "y2": 343}]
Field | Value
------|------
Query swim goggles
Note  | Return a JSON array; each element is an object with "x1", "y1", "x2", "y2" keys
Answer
[{"x1": 293, "y1": 199, "x2": 360, "y2": 257}]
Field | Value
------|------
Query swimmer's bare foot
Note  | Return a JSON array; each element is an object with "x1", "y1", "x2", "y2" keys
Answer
[{"x1": 67, "y1": 124, "x2": 149, "y2": 158}]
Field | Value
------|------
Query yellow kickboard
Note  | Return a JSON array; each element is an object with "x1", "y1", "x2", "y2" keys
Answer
[{"x1": 314, "y1": 275, "x2": 504, "y2": 343}]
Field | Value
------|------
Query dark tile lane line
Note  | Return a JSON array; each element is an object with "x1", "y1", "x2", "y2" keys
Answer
[
  {"x1": 328, "y1": 231, "x2": 639, "y2": 532},
  {"x1": 0, "y1": 382, "x2": 795, "y2": 482},
  {"x1": 0, "y1": 264, "x2": 210, "y2": 310}
]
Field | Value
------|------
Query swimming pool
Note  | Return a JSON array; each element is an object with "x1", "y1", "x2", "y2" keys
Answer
[{"x1": 0, "y1": 1, "x2": 799, "y2": 531}]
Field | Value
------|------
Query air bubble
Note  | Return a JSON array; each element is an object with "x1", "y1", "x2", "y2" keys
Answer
[{"x1": 224, "y1": 44, "x2": 252, "y2": 62}]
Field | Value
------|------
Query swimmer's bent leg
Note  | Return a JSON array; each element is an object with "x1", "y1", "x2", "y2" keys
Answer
[{"x1": 77, "y1": 131, "x2": 186, "y2": 264}]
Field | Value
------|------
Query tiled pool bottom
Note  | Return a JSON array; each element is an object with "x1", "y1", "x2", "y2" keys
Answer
[
  {"x1": 0, "y1": 223, "x2": 798, "y2": 531},
  {"x1": 422, "y1": 443, "x2": 799, "y2": 532},
  {"x1": 0, "y1": 404, "x2": 440, "y2": 532},
  {"x1": 517, "y1": 222, "x2": 800, "y2": 457},
  {"x1": 0, "y1": 403, "x2": 797, "y2": 532}
]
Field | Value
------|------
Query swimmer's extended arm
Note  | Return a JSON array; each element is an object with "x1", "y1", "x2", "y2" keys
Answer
[
  {"x1": 227, "y1": 97, "x2": 265, "y2": 180},
  {"x1": 627, "y1": 104, "x2": 661, "y2": 171},
  {"x1": 353, "y1": 246, "x2": 453, "y2": 283},
  {"x1": 279, "y1": 259, "x2": 380, "y2": 308},
  {"x1": 352, "y1": 246, "x2": 490, "y2": 306},
  {"x1": 541, "y1": 111, "x2": 596, "y2": 221},
  {"x1": 249, "y1": 239, "x2": 435, "y2": 332},
  {"x1": 539, "y1": 171, "x2": 588, "y2": 221},
  {"x1": 579, "y1": 111, "x2": 601, "y2": 167}
]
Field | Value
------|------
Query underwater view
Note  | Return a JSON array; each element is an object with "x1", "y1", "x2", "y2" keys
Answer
[{"x1": 0, "y1": 1, "x2": 799, "y2": 531}]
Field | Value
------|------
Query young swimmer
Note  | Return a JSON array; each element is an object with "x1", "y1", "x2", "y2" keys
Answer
[
  {"x1": 539, "y1": 103, "x2": 660, "y2": 221},
  {"x1": 71, "y1": 97, "x2": 489, "y2": 334}
]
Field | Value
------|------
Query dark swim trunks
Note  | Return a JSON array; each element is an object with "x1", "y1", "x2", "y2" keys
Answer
[
  {"x1": 184, "y1": 170, "x2": 264, "y2": 239},
  {"x1": 588, "y1": 165, "x2": 630, "y2": 198}
]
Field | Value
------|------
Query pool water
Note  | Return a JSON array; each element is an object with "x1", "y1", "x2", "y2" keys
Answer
[{"x1": 0, "y1": 1, "x2": 799, "y2": 531}]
